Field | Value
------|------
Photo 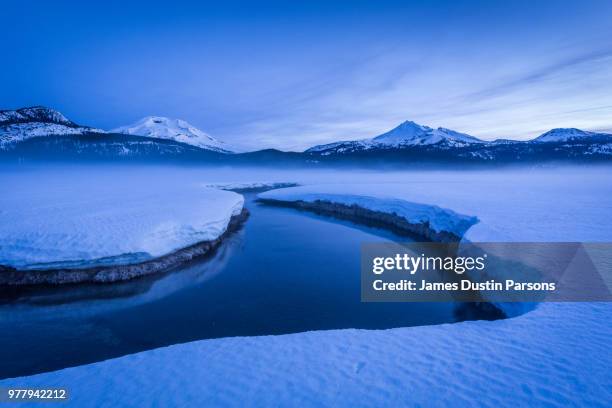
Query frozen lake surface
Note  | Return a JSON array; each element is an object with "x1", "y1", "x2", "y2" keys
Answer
[
  {"x1": 2, "y1": 164, "x2": 610, "y2": 407},
  {"x1": 0, "y1": 173, "x2": 499, "y2": 378}
]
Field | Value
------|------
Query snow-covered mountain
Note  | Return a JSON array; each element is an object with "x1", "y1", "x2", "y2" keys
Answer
[
  {"x1": 2, "y1": 107, "x2": 611, "y2": 163},
  {"x1": 0, "y1": 106, "x2": 104, "y2": 148},
  {"x1": 531, "y1": 128, "x2": 609, "y2": 143},
  {"x1": 0, "y1": 106, "x2": 73, "y2": 125},
  {"x1": 113, "y1": 116, "x2": 232, "y2": 153},
  {"x1": 302, "y1": 120, "x2": 612, "y2": 163},
  {"x1": 372, "y1": 121, "x2": 485, "y2": 146},
  {"x1": 307, "y1": 121, "x2": 485, "y2": 154}
]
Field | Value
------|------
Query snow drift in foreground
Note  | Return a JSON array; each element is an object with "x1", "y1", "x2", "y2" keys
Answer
[
  {"x1": 4, "y1": 302, "x2": 609, "y2": 407},
  {"x1": 113, "y1": 116, "x2": 232, "y2": 153},
  {"x1": 0, "y1": 180, "x2": 243, "y2": 269}
]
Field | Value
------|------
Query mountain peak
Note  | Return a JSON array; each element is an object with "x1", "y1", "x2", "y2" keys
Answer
[
  {"x1": 373, "y1": 121, "x2": 431, "y2": 144},
  {"x1": 113, "y1": 116, "x2": 232, "y2": 153},
  {"x1": 0, "y1": 106, "x2": 75, "y2": 126},
  {"x1": 398, "y1": 120, "x2": 428, "y2": 130},
  {"x1": 306, "y1": 120, "x2": 485, "y2": 153},
  {"x1": 0, "y1": 106, "x2": 104, "y2": 148},
  {"x1": 533, "y1": 128, "x2": 596, "y2": 143},
  {"x1": 372, "y1": 120, "x2": 483, "y2": 146}
]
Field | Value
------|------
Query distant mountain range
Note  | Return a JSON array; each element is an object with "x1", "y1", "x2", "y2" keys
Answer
[
  {"x1": 0, "y1": 107, "x2": 226, "y2": 161},
  {"x1": 304, "y1": 120, "x2": 612, "y2": 164},
  {"x1": 1, "y1": 106, "x2": 611, "y2": 166},
  {"x1": 306, "y1": 120, "x2": 612, "y2": 152}
]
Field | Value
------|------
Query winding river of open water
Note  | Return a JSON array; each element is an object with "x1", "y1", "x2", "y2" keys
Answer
[{"x1": 0, "y1": 194, "x2": 500, "y2": 379}]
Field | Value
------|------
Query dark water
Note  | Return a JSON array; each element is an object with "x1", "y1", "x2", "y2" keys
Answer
[{"x1": 0, "y1": 194, "x2": 500, "y2": 379}]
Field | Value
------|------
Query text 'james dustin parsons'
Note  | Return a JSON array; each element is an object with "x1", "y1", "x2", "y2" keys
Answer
[{"x1": 372, "y1": 279, "x2": 557, "y2": 292}]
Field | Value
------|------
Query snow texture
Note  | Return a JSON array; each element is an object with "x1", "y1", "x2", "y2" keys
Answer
[
  {"x1": 258, "y1": 175, "x2": 612, "y2": 243},
  {"x1": 2, "y1": 167, "x2": 611, "y2": 407},
  {"x1": 259, "y1": 189, "x2": 478, "y2": 238},
  {"x1": 0, "y1": 179, "x2": 243, "y2": 269},
  {"x1": 113, "y1": 116, "x2": 232, "y2": 153},
  {"x1": 2, "y1": 306, "x2": 609, "y2": 407}
]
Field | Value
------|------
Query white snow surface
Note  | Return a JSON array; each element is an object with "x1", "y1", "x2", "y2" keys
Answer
[
  {"x1": 0, "y1": 175, "x2": 243, "y2": 269},
  {"x1": 3, "y1": 302, "x2": 609, "y2": 407},
  {"x1": 113, "y1": 116, "x2": 232, "y2": 153},
  {"x1": 259, "y1": 189, "x2": 479, "y2": 238},
  {"x1": 258, "y1": 173, "x2": 612, "y2": 243},
  {"x1": 2, "y1": 166, "x2": 611, "y2": 407}
]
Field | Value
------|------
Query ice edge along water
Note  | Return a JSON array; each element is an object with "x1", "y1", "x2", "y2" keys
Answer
[
  {"x1": 3, "y1": 176, "x2": 611, "y2": 407},
  {"x1": 0, "y1": 186, "x2": 244, "y2": 271},
  {"x1": 258, "y1": 189, "x2": 479, "y2": 240}
]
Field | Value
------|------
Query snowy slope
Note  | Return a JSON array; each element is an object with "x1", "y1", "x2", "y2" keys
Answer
[
  {"x1": 113, "y1": 116, "x2": 232, "y2": 153},
  {"x1": 307, "y1": 121, "x2": 486, "y2": 153},
  {"x1": 0, "y1": 106, "x2": 104, "y2": 148},
  {"x1": 0, "y1": 177, "x2": 243, "y2": 269},
  {"x1": 372, "y1": 121, "x2": 485, "y2": 146},
  {"x1": 2, "y1": 169, "x2": 611, "y2": 407},
  {"x1": 0, "y1": 106, "x2": 73, "y2": 125},
  {"x1": 532, "y1": 128, "x2": 611, "y2": 143}
]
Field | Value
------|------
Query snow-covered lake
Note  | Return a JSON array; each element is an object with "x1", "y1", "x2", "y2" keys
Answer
[
  {"x1": 0, "y1": 192, "x2": 498, "y2": 378},
  {"x1": 0, "y1": 165, "x2": 509, "y2": 378},
  {"x1": 1, "y1": 164, "x2": 611, "y2": 406}
]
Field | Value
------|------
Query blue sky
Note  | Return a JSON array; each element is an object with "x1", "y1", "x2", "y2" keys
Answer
[{"x1": 2, "y1": 0, "x2": 612, "y2": 150}]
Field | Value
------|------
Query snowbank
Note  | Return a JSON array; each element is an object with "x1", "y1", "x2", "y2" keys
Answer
[
  {"x1": 258, "y1": 189, "x2": 478, "y2": 241},
  {"x1": 2, "y1": 302, "x2": 609, "y2": 407},
  {"x1": 0, "y1": 182, "x2": 244, "y2": 271}
]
